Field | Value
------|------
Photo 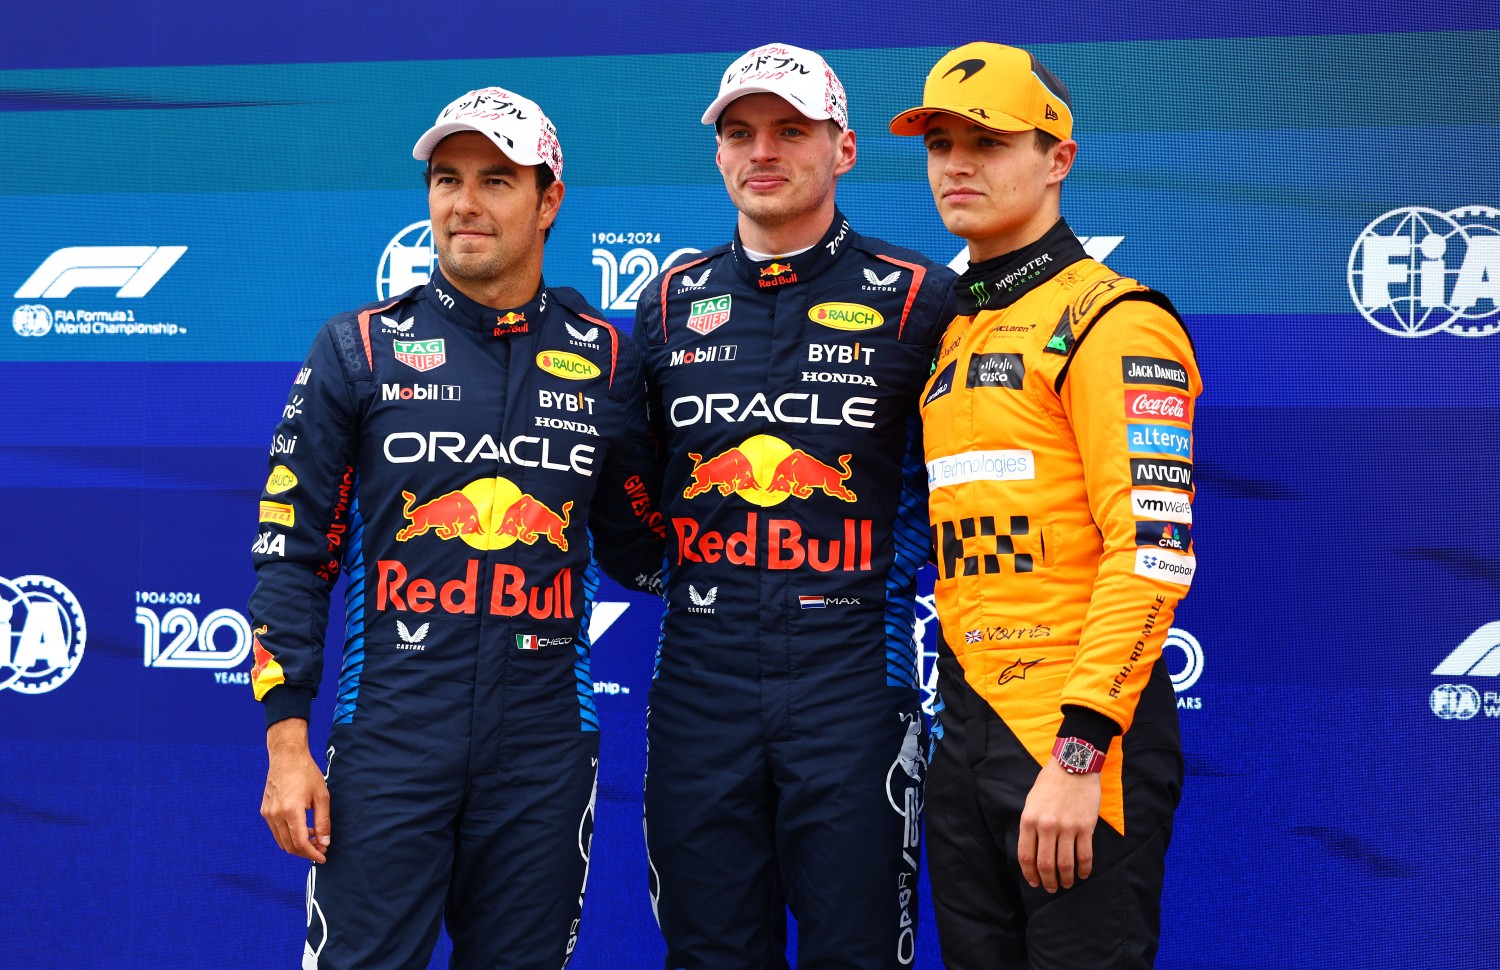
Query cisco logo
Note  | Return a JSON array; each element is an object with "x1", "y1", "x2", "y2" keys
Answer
[{"x1": 1349, "y1": 206, "x2": 1500, "y2": 338}]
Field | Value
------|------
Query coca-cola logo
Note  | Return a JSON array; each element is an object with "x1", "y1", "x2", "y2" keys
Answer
[{"x1": 1125, "y1": 390, "x2": 1187, "y2": 421}]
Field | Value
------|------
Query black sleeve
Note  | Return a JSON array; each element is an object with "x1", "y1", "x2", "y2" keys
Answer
[{"x1": 589, "y1": 337, "x2": 666, "y2": 596}]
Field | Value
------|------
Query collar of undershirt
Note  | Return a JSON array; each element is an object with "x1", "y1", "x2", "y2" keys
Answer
[{"x1": 954, "y1": 218, "x2": 1087, "y2": 315}]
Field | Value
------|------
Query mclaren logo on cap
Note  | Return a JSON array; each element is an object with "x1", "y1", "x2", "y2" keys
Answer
[{"x1": 943, "y1": 58, "x2": 986, "y2": 82}]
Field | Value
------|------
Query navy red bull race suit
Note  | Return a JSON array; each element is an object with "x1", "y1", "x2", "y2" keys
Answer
[
  {"x1": 249, "y1": 269, "x2": 663, "y2": 970},
  {"x1": 632, "y1": 211, "x2": 957, "y2": 969}
]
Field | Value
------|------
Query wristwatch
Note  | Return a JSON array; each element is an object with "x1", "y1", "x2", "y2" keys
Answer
[{"x1": 1052, "y1": 736, "x2": 1105, "y2": 774}]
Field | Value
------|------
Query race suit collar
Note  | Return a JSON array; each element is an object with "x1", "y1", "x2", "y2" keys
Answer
[
  {"x1": 424, "y1": 267, "x2": 550, "y2": 338},
  {"x1": 954, "y1": 218, "x2": 1087, "y2": 315},
  {"x1": 730, "y1": 208, "x2": 855, "y2": 289}
]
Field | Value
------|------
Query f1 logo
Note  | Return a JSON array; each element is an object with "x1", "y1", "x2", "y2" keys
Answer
[{"x1": 14, "y1": 246, "x2": 187, "y2": 299}]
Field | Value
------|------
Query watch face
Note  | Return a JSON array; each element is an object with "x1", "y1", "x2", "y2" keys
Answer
[{"x1": 1060, "y1": 741, "x2": 1092, "y2": 769}]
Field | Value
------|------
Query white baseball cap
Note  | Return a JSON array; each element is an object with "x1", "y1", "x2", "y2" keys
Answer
[
  {"x1": 412, "y1": 86, "x2": 563, "y2": 180},
  {"x1": 701, "y1": 42, "x2": 848, "y2": 129}
]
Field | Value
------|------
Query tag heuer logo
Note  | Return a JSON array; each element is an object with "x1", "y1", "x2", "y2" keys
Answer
[
  {"x1": 394, "y1": 338, "x2": 446, "y2": 372},
  {"x1": 686, "y1": 295, "x2": 732, "y2": 335}
]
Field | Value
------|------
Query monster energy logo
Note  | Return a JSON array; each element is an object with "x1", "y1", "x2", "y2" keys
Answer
[{"x1": 970, "y1": 281, "x2": 991, "y2": 307}]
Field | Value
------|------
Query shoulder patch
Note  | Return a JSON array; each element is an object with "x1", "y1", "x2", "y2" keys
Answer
[{"x1": 1043, "y1": 307, "x2": 1076, "y2": 356}]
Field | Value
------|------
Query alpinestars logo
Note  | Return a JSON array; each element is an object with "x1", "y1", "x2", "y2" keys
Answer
[{"x1": 687, "y1": 585, "x2": 717, "y2": 614}]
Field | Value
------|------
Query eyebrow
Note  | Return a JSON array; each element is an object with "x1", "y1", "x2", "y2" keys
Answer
[
  {"x1": 924, "y1": 124, "x2": 1006, "y2": 138},
  {"x1": 430, "y1": 162, "x2": 520, "y2": 178},
  {"x1": 722, "y1": 116, "x2": 815, "y2": 128}
]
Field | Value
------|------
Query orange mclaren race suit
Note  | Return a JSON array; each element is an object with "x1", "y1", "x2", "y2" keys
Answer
[{"x1": 920, "y1": 219, "x2": 1200, "y2": 970}]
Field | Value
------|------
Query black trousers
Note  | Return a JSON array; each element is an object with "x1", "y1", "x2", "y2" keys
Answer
[{"x1": 926, "y1": 650, "x2": 1182, "y2": 970}]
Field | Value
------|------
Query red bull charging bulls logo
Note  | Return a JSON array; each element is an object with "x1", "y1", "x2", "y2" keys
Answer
[
  {"x1": 682, "y1": 435, "x2": 855, "y2": 506},
  {"x1": 396, "y1": 478, "x2": 571, "y2": 551}
]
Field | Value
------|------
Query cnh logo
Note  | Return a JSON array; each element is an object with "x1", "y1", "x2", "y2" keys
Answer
[
  {"x1": 15, "y1": 246, "x2": 187, "y2": 299},
  {"x1": 1349, "y1": 205, "x2": 1500, "y2": 337}
]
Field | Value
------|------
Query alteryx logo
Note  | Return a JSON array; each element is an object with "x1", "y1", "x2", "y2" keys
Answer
[{"x1": 1127, "y1": 423, "x2": 1191, "y2": 458}]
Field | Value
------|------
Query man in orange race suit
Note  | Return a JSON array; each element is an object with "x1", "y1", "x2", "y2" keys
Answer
[{"x1": 890, "y1": 42, "x2": 1201, "y2": 969}]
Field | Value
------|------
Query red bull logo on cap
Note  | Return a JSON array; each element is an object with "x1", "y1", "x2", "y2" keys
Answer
[
  {"x1": 682, "y1": 435, "x2": 856, "y2": 506},
  {"x1": 396, "y1": 478, "x2": 571, "y2": 551}
]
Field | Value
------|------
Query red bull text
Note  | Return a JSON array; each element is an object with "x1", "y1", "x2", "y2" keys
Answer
[
  {"x1": 375, "y1": 560, "x2": 575, "y2": 619},
  {"x1": 673, "y1": 513, "x2": 873, "y2": 571}
]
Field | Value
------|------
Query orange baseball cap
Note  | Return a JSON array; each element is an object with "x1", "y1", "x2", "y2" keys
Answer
[{"x1": 889, "y1": 42, "x2": 1073, "y2": 141}]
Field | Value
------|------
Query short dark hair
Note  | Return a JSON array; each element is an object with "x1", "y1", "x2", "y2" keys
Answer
[
  {"x1": 422, "y1": 162, "x2": 556, "y2": 242},
  {"x1": 1035, "y1": 130, "x2": 1061, "y2": 154}
]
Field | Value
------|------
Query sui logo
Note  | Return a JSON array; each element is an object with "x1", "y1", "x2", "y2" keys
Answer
[
  {"x1": 1348, "y1": 206, "x2": 1500, "y2": 337},
  {"x1": 377, "y1": 221, "x2": 439, "y2": 300},
  {"x1": 0, "y1": 575, "x2": 86, "y2": 694}
]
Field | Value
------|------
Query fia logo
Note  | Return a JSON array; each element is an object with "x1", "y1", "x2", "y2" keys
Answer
[
  {"x1": 377, "y1": 222, "x2": 438, "y2": 300},
  {"x1": 0, "y1": 575, "x2": 86, "y2": 694},
  {"x1": 1349, "y1": 206, "x2": 1500, "y2": 337}
]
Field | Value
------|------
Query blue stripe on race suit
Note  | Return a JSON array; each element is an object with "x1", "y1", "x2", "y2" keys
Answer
[
  {"x1": 884, "y1": 415, "x2": 928, "y2": 689},
  {"x1": 333, "y1": 492, "x2": 366, "y2": 725},
  {"x1": 651, "y1": 555, "x2": 671, "y2": 682},
  {"x1": 928, "y1": 691, "x2": 946, "y2": 763},
  {"x1": 576, "y1": 531, "x2": 600, "y2": 732}
]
